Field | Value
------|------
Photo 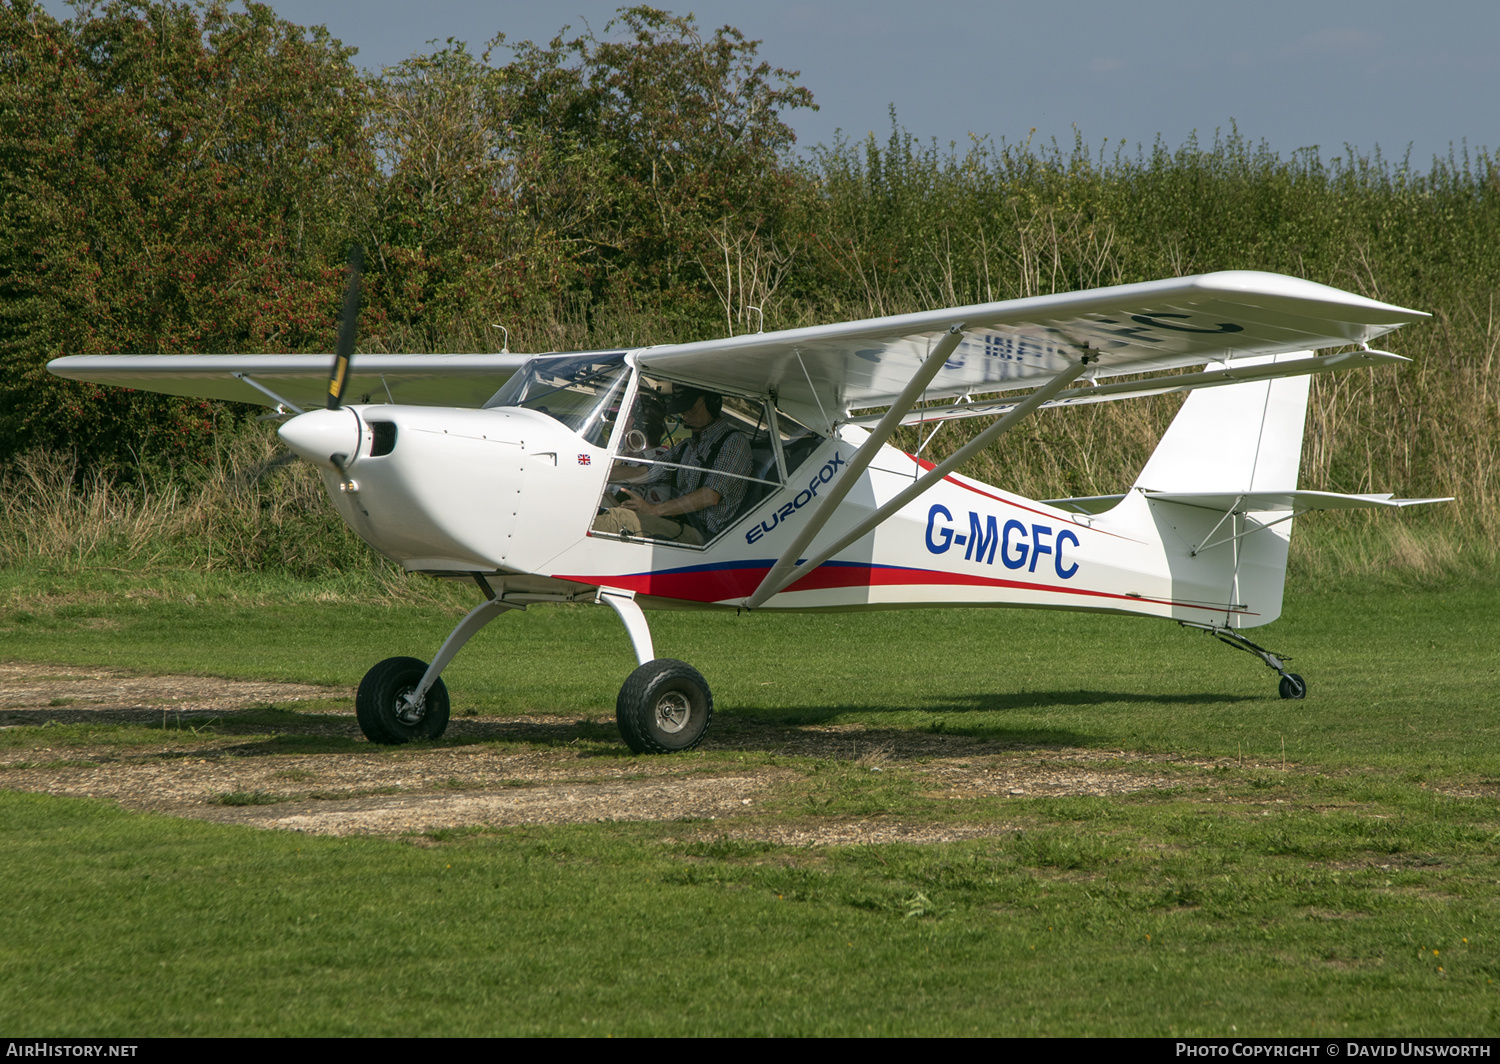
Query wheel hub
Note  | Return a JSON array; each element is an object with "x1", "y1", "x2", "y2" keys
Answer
[
  {"x1": 394, "y1": 687, "x2": 426, "y2": 725},
  {"x1": 653, "y1": 691, "x2": 692, "y2": 734}
]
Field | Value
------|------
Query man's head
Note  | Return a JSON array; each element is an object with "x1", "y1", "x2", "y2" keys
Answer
[{"x1": 665, "y1": 386, "x2": 722, "y2": 429}]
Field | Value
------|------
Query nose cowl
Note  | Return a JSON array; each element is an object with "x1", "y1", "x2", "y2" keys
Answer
[{"x1": 278, "y1": 408, "x2": 361, "y2": 470}]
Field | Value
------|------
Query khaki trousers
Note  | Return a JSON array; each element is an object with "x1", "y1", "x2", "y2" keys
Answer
[{"x1": 592, "y1": 507, "x2": 705, "y2": 545}]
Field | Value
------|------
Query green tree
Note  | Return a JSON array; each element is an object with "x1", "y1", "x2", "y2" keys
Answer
[
  {"x1": 364, "y1": 40, "x2": 610, "y2": 337},
  {"x1": 363, "y1": 6, "x2": 819, "y2": 342},
  {"x1": 0, "y1": 0, "x2": 371, "y2": 470}
]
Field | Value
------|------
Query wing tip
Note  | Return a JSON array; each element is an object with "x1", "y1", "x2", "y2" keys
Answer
[{"x1": 1193, "y1": 270, "x2": 1429, "y2": 319}]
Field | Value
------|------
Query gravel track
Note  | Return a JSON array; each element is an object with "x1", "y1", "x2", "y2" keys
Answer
[{"x1": 2, "y1": 661, "x2": 1198, "y2": 838}]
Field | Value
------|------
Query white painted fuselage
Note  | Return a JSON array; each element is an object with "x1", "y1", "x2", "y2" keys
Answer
[{"x1": 281, "y1": 400, "x2": 1285, "y2": 629}]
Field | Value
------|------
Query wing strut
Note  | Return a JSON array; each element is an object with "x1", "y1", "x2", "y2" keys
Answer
[
  {"x1": 745, "y1": 325, "x2": 967, "y2": 610},
  {"x1": 744, "y1": 351, "x2": 1095, "y2": 608},
  {"x1": 232, "y1": 373, "x2": 305, "y2": 414}
]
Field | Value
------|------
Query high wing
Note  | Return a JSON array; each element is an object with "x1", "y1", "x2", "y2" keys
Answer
[
  {"x1": 635, "y1": 270, "x2": 1425, "y2": 430},
  {"x1": 46, "y1": 353, "x2": 533, "y2": 411},
  {"x1": 46, "y1": 272, "x2": 1423, "y2": 420}
]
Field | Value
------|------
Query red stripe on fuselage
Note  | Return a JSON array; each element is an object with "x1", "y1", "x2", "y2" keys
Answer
[{"x1": 554, "y1": 562, "x2": 1253, "y2": 616}]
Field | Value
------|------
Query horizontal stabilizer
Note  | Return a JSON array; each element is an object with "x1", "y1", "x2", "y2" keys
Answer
[
  {"x1": 1042, "y1": 494, "x2": 1127, "y2": 514},
  {"x1": 1145, "y1": 490, "x2": 1454, "y2": 512}
]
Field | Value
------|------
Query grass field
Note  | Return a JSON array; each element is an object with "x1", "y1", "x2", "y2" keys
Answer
[{"x1": 2, "y1": 568, "x2": 1499, "y2": 1035}]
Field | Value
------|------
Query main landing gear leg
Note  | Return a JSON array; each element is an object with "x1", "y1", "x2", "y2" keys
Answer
[
  {"x1": 1181, "y1": 622, "x2": 1307, "y2": 700},
  {"x1": 355, "y1": 576, "x2": 520, "y2": 744},
  {"x1": 601, "y1": 588, "x2": 713, "y2": 754}
]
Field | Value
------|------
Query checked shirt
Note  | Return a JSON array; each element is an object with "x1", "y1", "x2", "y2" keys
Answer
[{"x1": 643, "y1": 415, "x2": 752, "y2": 536}]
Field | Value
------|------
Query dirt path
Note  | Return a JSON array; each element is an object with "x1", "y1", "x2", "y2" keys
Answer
[{"x1": 1, "y1": 661, "x2": 1202, "y2": 838}]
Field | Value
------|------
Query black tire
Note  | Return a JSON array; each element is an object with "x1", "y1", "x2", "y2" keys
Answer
[
  {"x1": 1278, "y1": 673, "x2": 1307, "y2": 700},
  {"x1": 356, "y1": 656, "x2": 450, "y2": 744},
  {"x1": 616, "y1": 659, "x2": 713, "y2": 754}
]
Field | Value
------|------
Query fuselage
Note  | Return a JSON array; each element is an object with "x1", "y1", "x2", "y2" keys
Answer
[{"x1": 278, "y1": 394, "x2": 1287, "y2": 628}]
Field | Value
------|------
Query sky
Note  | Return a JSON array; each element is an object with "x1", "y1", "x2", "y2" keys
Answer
[{"x1": 38, "y1": 1, "x2": 1500, "y2": 167}]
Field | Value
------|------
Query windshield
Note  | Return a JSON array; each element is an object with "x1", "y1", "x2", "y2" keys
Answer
[{"x1": 484, "y1": 353, "x2": 630, "y2": 447}]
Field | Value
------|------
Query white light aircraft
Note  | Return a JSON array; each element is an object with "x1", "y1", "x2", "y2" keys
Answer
[{"x1": 50, "y1": 263, "x2": 1449, "y2": 753}]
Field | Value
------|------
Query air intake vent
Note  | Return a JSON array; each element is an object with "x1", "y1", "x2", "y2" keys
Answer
[{"x1": 369, "y1": 421, "x2": 397, "y2": 457}]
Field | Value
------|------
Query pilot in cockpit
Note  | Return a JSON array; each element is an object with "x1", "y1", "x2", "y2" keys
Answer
[{"x1": 592, "y1": 386, "x2": 752, "y2": 545}]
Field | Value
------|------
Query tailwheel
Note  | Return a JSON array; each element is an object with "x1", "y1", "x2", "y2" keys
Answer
[
  {"x1": 1278, "y1": 673, "x2": 1307, "y2": 700},
  {"x1": 616, "y1": 659, "x2": 713, "y2": 754},
  {"x1": 1181, "y1": 622, "x2": 1309, "y2": 702},
  {"x1": 356, "y1": 656, "x2": 450, "y2": 744}
]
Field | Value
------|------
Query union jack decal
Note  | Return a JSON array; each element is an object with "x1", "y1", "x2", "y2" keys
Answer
[{"x1": 577, "y1": 454, "x2": 591, "y2": 465}]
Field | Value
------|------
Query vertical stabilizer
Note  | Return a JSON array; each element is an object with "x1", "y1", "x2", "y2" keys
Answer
[
  {"x1": 1134, "y1": 352, "x2": 1312, "y2": 494},
  {"x1": 1134, "y1": 352, "x2": 1314, "y2": 627}
]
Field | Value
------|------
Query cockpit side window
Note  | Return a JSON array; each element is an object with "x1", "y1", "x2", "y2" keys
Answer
[{"x1": 592, "y1": 377, "x2": 794, "y2": 547}]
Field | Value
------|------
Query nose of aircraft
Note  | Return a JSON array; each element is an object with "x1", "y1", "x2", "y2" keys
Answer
[{"x1": 277, "y1": 408, "x2": 362, "y2": 469}]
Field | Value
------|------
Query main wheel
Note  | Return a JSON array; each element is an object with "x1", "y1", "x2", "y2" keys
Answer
[
  {"x1": 616, "y1": 659, "x2": 713, "y2": 754},
  {"x1": 1278, "y1": 673, "x2": 1307, "y2": 700},
  {"x1": 356, "y1": 656, "x2": 450, "y2": 744}
]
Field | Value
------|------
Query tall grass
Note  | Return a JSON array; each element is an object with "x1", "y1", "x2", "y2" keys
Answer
[{"x1": 0, "y1": 429, "x2": 379, "y2": 579}]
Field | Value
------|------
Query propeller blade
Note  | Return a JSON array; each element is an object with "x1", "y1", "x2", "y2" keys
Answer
[
  {"x1": 328, "y1": 245, "x2": 364, "y2": 411},
  {"x1": 233, "y1": 450, "x2": 298, "y2": 492}
]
